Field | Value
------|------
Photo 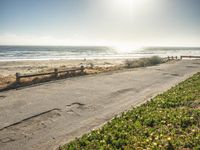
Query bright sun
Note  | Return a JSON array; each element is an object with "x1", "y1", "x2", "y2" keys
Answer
[{"x1": 112, "y1": 0, "x2": 147, "y2": 14}]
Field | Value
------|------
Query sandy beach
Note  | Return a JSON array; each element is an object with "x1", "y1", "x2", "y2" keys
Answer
[
  {"x1": 0, "y1": 59, "x2": 125, "y2": 76},
  {"x1": 0, "y1": 59, "x2": 126, "y2": 89}
]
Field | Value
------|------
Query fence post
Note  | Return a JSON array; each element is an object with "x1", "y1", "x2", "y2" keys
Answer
[
  {"x1": 180, "y1": 56, "x2": 182, "y2": 60},
  {"x1": 54, "y1": 69, "x2": 58, "y2": 78},
  {"x1": 66, "y1": 71, "x2": 69, "y2": 77},
  {"x1": 80, "y1": 66, "x2": 84, "y2": 75},
  {"x1": 16, "y1": 72, "x2": 20, "y2": 83}
]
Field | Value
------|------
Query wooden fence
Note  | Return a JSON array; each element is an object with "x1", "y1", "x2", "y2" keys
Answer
[
  {"x1": 180, "y1": 55, "x2": 200, "y2": 59},
  {"x1": 16, "y1": 66, "x2": 85, "y2": 83},
  {"x1": 165, "y1": 55, "x2": 200, "y2": 60},
  {"x1": 167, "y1": 56, "x2": 178, "y2": 60},
  {"x1": 15, "y1": 55, "x2": 199, "y2": 83}
]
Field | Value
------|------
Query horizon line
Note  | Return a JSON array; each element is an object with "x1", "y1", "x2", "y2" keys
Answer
[{"x1": 0, "y1": 44, "x2": 200, "y2": 48}]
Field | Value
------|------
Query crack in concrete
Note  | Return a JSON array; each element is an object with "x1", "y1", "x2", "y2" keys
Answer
[{"x1": 0, "y1": 108, "x2": 61, "y2": 131}]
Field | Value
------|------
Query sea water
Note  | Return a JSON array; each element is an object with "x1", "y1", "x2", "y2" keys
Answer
[{"x1": 0, "y1": 46, "x2": 199, "y2": 61}]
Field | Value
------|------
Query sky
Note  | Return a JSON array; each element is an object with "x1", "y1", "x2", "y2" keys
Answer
[{"x1": 0, "y1": 0, "x2": 200, "y2": 47}]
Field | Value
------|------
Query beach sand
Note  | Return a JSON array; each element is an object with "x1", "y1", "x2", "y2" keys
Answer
[
  {"x1": 0, "y1": 59, "x2": 125, "y2": 89},
  {"x1": 0, "y1": 57, "x2": 177, "y2": 90},
  {"x1": 0, "y1": 59, "x2": 125, "y2": 76}
]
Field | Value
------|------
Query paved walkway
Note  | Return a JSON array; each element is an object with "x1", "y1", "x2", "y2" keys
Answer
[{"x1": 0, "y1": 60, "x2": 199, "y2": 150}]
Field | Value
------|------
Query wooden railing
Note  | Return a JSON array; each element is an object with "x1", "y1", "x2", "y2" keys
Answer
[
  {"x1": 14, "y1": 55, "x2": 199, "y2": 83},
  {"x1": 180, "y1": 56, "x2": 200, "y2": 59},
  {"x1": 16, "y1": 66, "x2": 85, "y2": 83},
  {"x1": 165, "y1": 55, "x2": 200, "y2": 60},
  {"x1": 167, "y1": 56, "x2": 178, "y2": 60}
]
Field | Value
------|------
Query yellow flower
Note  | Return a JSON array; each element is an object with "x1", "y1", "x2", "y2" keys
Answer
[
  {"x1": 153, "y1": 142, "x2": 157, "y2": 146},
  {"x1": 167, "y1": 137, "x2": 171, "y2": 141}
]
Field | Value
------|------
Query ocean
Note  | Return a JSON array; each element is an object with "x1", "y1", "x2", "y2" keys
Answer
[{"x1": 0, "y1": 46, "x2": 200, "y2": 61}]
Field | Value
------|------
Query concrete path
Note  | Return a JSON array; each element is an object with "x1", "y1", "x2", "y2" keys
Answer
[{"x1": 0, "y1": 60, "x2": 199, "y2": 150}]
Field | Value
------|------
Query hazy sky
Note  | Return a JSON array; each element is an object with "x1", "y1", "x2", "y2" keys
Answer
[{"x1": 0, "y1": 0, "x2": 200, "y2": 47}]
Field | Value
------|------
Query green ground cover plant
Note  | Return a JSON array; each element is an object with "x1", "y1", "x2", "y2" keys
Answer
[{"x1": 60, "y1": 73, "x2": 200, "y2": 150}]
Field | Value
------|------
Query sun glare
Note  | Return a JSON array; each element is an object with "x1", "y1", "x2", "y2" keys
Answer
[
  {"x1": 113, "y1": 0, "x2": 147, "y2": 14},
  {"x1": 113, "y1": 44, "x2": 142, "y2": 53}
]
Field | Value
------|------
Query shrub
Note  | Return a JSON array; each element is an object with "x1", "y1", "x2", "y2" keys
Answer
[
  {"x1": 125, "y1": 56, "x2": 163, "y2": 68},
  {"x1": 149, "y1": 56, "x2": 163, "y2": 65}
]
